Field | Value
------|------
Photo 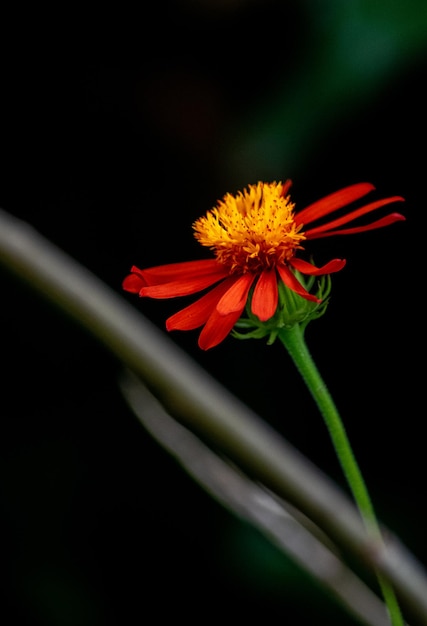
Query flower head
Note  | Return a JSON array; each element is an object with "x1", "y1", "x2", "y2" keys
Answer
[{"x1": 123, "y1": 181, "x2": 405, "y2": 349}]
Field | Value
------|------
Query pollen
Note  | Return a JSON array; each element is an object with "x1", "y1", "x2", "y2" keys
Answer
[{"x1": 193, "y1": 181, "x2": 306, "y2": 273}]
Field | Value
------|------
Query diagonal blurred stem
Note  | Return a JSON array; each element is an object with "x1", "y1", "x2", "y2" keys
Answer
[
  {"x1": 0, "y1": 207, "x2": 426, "y2": 624},
  {"x1": 119, "y1": 369, "x2": 392, "y2": 626}
]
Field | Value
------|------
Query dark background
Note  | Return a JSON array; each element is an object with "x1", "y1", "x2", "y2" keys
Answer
[{"x1": 1, "y1": 1, "x2": 426, "y2": 624}]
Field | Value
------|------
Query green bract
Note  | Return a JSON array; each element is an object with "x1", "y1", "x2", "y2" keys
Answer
[{"x1": 233, "y1": 269, "x2": 332, "y2": 344}]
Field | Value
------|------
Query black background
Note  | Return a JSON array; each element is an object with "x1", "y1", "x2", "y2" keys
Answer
[{"x1": 1, "y1": 2, "x2": 426, "y2": 624}]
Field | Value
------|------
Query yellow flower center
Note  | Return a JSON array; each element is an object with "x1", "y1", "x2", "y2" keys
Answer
[{"x1": 193, "y1": 181, "x2": 306, "y2": 273}]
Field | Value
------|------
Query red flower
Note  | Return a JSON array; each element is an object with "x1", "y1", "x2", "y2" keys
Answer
[{"x1": 123, "y1": 181, "x2": 405, "y2": 349}]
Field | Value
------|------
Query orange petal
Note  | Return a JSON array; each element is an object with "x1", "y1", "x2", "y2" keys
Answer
[
  {"x1": 216, "y1": 273, "x2": 256, "y2": 315},
  {"x1": 142, "y1": 259, "x2": 225, "y2": 284},
  {"x1": 251, "y1": 269, "x2": 278, "y2": 321},
  {"x1": 198, "y1": 308, "x2": 244, "y2": 350},
  {"x1": 122, "y1": 269, "x2": 147, "y2": 294},
  {"x1": 290, "y1": 257, "x2": 346, "y2": 275},
  {"x1": 140, "y1": 272, "x2": 227, "y2": 298},
  {"x1": 280, "y1": 179, "x2": 293, "y2": 197},
  {"x1": 277, "y1": 265, "x2": 320, "y2": 303},
  {"x1": 166, "y1": 278, "x2": 237, "y2": 331},
  {"x1": 295, "y1": 182, "x2": 375, "y2": 226},
  {"x1": 305, "y1": 212, "x2": 406, "y2": 239},
  {"x1": 305, "y1": 197, "x2": 405, "y2": 238}
]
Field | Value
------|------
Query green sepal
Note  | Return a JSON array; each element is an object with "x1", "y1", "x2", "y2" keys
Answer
[{"x1": 232, "y1": 266, "x2": 332, "y2": 345}]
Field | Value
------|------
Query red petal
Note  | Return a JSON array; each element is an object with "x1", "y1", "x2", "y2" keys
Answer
[
  {"x1": 305, "y1": 197, "x2": 405, "y2": 239},
  {"x1": 295, "y1": 183, "x2": 375, "y2": 226},
  {"x1": 166, "y1": 278, "x2": 237, "y2": 331},
  {"x1": 142, "y1": 259, "x2": 225, "y2": 284},
  {"x1": 277, "y1": 265, "x2": 320, "y2": 303},
  {"x1": 251, "y1": 269, "x2": 278, "y2": 321},
  {"x1": 216, "y1": 273, "x2": 256, "y2": 315},
  {"x1": 290, "y1": 257, "x2": 346, "y2": 275},
  {"x1": 280, "y1": 179, "x2": 293, "y2": 196},
  {"x1": 304, "y1": 212, "x2": 406, "y2": 239},
  {"x1": 122, "y1": 271, "x2": 147, "y2": 294},
  {"x1": 140, "y1": 271, "x2": 227, "y2": 298},
  {"x1": 198, "y1": 308, "x2": 244, "y2": 350}
]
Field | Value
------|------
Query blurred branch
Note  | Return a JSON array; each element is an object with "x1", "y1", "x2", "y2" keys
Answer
[
  {"x1": 119, "y1": 369, "x2": 392, "y2": 626},
  {"x1": 0, "y1": 208, "x2": 426, "y2": 624}
]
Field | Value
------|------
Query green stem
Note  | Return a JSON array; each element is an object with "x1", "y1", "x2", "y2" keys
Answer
[{"x1": 278, "y1": 324, "x2": 403, "y2": 626}]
